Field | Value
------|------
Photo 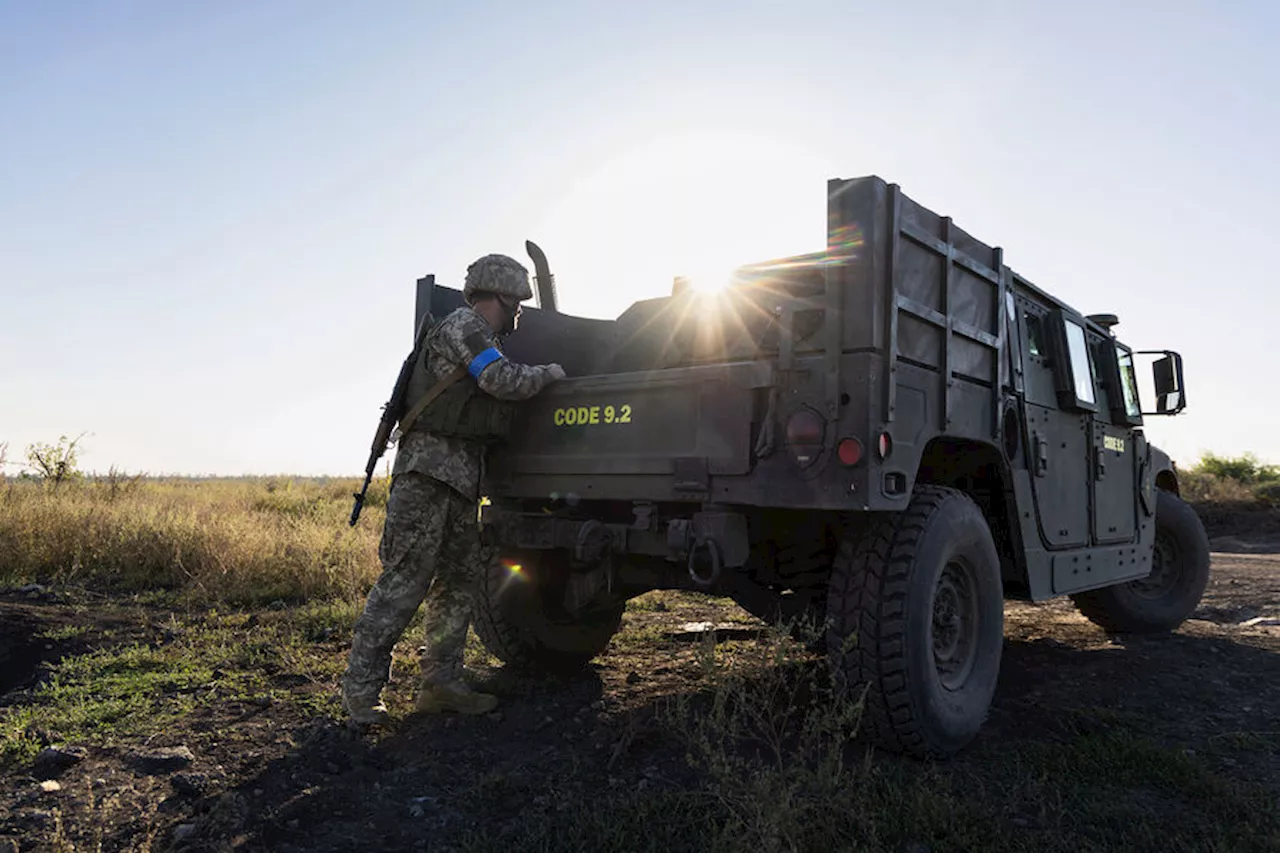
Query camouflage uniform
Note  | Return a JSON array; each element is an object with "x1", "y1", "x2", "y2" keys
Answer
[
  {"x1": 342, "y1": 256, "x2": 560, "y2": 717},
  {"x1": 343, "y1": 471, "x2": 482, "y2": 696}
]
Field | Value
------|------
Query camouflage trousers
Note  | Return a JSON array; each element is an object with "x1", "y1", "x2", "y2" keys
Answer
[{"x1": 341, "y1": 472, "x2": 483, "y2": 699}]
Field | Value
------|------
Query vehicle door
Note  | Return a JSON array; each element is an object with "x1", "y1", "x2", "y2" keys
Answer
[
  {"x1": 1088, "y1": 334, "x2": 1142, "y2": 545},
  {"x1": 1016, "y1": 297, "x2": 1091, "y2": 549}
]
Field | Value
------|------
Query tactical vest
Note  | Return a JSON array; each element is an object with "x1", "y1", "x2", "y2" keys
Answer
[{"x1": 401, "y1": 331, "x2": 518, "y2": 444}]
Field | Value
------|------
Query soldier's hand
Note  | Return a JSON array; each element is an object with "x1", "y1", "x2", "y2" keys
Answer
[{"x1": 545, "y1": 364, "x2": 567, "y2": 382}]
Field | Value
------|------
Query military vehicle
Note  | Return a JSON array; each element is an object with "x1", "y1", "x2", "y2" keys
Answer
[{"x1": 412, "y1": 175, "x2": 1210, "y2": 758}]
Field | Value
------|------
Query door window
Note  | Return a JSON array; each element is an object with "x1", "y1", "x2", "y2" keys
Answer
[
  {"x1": 1025, "y1": 312, "x2": 1045, "y2": 358},
  {"x1": 1116, "y1": 346, "x2": 1142, "y2": 419},
  {"x1": 1063, "y1": 317, "x2": 1096, "y2": 407}
]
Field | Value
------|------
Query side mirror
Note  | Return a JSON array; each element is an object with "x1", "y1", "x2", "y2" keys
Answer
[{"x1": 1137, "y1": 350, "x2": 1185, "y2": 415}]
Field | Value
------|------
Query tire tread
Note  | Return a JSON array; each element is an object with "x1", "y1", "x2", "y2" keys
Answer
[{"x1": 826, "y1": 484, "x2": 962, "y2": 757}]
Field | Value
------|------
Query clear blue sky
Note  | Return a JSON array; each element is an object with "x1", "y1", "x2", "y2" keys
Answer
[{"x1": 2, "y1": 0, "x2": 1276, "y2": 475}]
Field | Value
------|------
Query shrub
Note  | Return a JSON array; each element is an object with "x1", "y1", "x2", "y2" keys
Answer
[
  {"x1": 1193, "y1": 452, "x2": 1280, "y2": 485},
  {"x1": 1180, "y1": 452, "x2": 1280, "y2": 506},
  {"x1": 24, "y1": 434, "x2": 87, "y2": 486},
  {"x1": 1178, "y1": 470, "x2": 1255, "y2": 504},
  {"x1": 1253, "y1": 481, "x2": 1280, "y2": 506}
]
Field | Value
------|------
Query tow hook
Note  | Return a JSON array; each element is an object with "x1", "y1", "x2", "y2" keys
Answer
[
  {"x1": 667, "y1": 511, "x2": 747, "y2": 587},
  {"x1": 688, "y1": 537, "x2": 723, "y2": 587},
  {"x1": 573, "y1": 519, "x2": 611, "y2": 567}
]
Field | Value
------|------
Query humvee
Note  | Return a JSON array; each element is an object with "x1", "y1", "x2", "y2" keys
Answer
[{"x1": 413, "y1": 175, "x2": 1210, "y2": 758}]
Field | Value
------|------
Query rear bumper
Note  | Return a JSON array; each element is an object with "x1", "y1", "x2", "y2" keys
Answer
[{"x1": 481, "y1": 504, "x2": 751, "y2": 574}]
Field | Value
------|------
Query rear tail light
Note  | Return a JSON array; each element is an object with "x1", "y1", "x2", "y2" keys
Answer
[
  {"x1": 785, "y1": 408, "x2": 825, "y2": 468},
  {"x1": 838, "y1": 437, "x2": 864, "y2": 466},
  {"x1": 877, "y1": 431, "x2": 892, "y2": 460}
]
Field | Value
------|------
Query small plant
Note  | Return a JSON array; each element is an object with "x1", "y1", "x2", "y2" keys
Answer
[
  {"x1": 97, "y1": 466, "x2": 147, "y2": 502},
  {"x1": 25, "y1": 433, "x2": 88, "y2": 486},
  {"x1": 657, "y1": 615, "x2": 866, "y2": 851}
]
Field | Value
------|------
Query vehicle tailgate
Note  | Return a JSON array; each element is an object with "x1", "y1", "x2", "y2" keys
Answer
[{"x1": 496, "y1": 362, "x2": 767, "y2": 477}]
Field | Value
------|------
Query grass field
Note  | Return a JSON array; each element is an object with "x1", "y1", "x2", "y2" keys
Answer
[
  {"x1": 1, "y1": 465, "x2": 1271, "y2": 603},
  {"x1": 0, "y1": 476, "x2": 388, "y2": 604},
  {"x1": 2, "y1": 476, "x2": 1278, "y2": 852}
]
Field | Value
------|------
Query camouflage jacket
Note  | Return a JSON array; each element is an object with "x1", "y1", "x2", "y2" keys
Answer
[{"x1": 392, "y1": 305, "x2": 558, "y2": 499}]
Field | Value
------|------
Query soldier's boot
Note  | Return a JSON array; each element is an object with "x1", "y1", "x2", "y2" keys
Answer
[
  {"x1": 414, "y1": 681, "x2": 499, "y2": 715},
  {"x1": 341, "y1": 690, "x2": 391, "y2": 726}
]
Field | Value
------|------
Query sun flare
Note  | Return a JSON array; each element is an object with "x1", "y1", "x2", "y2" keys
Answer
[
  {"x1": 683, "y1": 262, "x2": 740, "y2": 295},
  {"x1": 688, "y1": 274, "x2": 729, "y2": 294},
  {"x1": 534, "y1": 127, "x2": 829, "y2": 318}
]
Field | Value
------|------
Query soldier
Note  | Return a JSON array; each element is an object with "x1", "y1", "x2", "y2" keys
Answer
[{"x1": 341, "y1": 253, "x2": 565, "y2": 725}]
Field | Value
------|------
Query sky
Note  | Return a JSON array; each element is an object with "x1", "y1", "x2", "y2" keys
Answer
[{"x1": 1, "y1": 0, "x2": 1277, "y2": 476}]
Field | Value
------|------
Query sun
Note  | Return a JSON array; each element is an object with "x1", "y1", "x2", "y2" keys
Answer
[
  {"x1": 689, "y1": 275, "x2": 728, "y2": 294},
  {"x1": 683, "y1": 262, "x2": 739, "y2": 295}
]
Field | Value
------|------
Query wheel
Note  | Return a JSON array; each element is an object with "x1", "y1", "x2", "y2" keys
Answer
[
  {"x1": 825, "y1": 485, "x2": 1004, "y2": 758},
  {"x1": 730, "y1": 530, "x2": 836, "y2": 647},
  {"x1": 1071, "y1": 489, "x2": 1211, "y2": 633},
  {"x1": 472, "y1": 550, "x2": 624, "y2": 674}
]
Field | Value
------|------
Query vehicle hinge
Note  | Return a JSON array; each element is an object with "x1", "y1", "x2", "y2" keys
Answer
[
  {"x1": 1033, "y1": 432, "x2": 1049, "y2": 477},
  {"x1": 673, "y1": 457, "x2": 710, "y2": 494}
]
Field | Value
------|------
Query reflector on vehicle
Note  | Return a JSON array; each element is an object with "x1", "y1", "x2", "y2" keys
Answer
[{"x1": 838, "y1": 437, "x2": 864, "y2": 467}]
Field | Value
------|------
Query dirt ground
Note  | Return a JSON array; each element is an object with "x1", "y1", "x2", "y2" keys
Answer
[{"x1": 2, "y1": 551, "x2": 1278, "y2": 853}]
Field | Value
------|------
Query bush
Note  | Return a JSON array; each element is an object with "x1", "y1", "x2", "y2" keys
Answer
[
  {"x1": 24, "y1": 434, "x2": 87, "y2": 486},
  {"x1": 1181, "y1": 452, "x2": 1280, "y2": 506},
  {"x1": 1254, "y1": 481, "x2": 1280, "y2": 506},
  {"x1": 1178, "y1": 470, "x2": 1255, "y2": 504},
  {"x1": 1193, "y1": 452, "x2": 1280, "y2": 486}
]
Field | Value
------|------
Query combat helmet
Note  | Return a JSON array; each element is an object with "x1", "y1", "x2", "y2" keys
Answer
[{"x1": 464, "y1": 254, "x2": 533, "y2": 303}]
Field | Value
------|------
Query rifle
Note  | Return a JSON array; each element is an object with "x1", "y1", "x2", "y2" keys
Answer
[{"x1": 350, "y1": 311, "x2": 435, "y2": 526}]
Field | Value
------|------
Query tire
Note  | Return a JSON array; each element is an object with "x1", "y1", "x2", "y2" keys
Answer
[
  {"x1": 774, "y1": 533, "x2": 839, "y2": 590},
  {"x1": 731, "y1": 531, "x2": 836, "y2": 646},
  {"x1": 1071, "y1": 489, "x2": 1211, "y2": 633},
  {"x1": 472, "y1": 550, "x2": 624, "y2": 675},
  {"x1": 825, "y1": 485, "x2": 1004, "y2": 758}
]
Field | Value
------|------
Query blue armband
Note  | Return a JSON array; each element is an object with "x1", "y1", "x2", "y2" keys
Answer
[{"x1": 468, "y1": 347, "x2": 503, "y2": 379}]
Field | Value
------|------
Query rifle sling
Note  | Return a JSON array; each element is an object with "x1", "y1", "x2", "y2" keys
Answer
[{"x1": 397, "y1": 366, "x2": 469, "y2": 436}]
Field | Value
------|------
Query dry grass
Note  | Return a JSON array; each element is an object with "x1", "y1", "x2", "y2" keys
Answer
[
  {"x1": 0, "y1": 476, "x2": 389, "y2": 604},
  {"x1": 1181, "y1": 452, "x2": 1280, "y2": 506},
  {"x1": 2, "y1": 457, "x2": 1273, "y2": 608},
  {"x1": 1179, "y1": 470, "x2": 1259, "y2": 503},
  {"x1": 2, "y1": 463, "x2": 1271, "y2": 607}
]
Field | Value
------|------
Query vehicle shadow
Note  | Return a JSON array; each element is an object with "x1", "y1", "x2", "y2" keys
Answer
[
  {"x1": 984, "y1": 623, "x2": 1280, "y2": 748},
  {"x1": 171, "y1": 625, "x2": 1280, "y2": 853}
]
